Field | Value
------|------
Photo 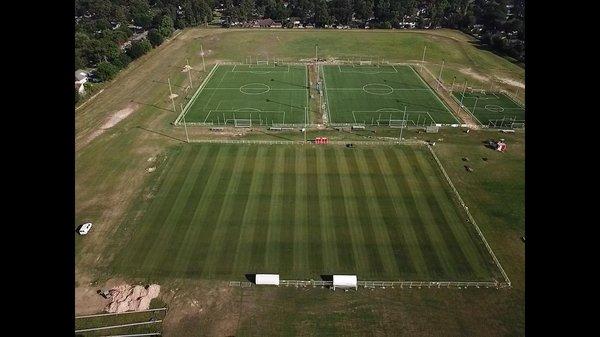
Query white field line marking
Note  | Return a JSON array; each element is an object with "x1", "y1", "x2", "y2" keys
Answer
[
  {"x1": 75, "y1": 89, "x2": 104, "y2": 111},
  {"x1": 202, "y1": 65, "x2": 231, "y2": 123},
  {"x1": 321, "y1": 65, "x2": 334, "y2": 124},
  {"x1": 175, "y1": 63, "x2": 218, "y2": 124},
  {"x1": 427, "y1": 144, "x2": 511, "y2": 287},
  {"x1": 75, "y1": 320, "x2": 163, "y2": 333},
  {"x1": 326, "y1": 88, "x2": 429, "y2": 91},
  {"x1": 450, "y1": 94, "x2": 485, "y2": 126},
  {"x1": 75, "y1": 308, "x2": 167, "y2": 319},
  {"x1": 409, "y1": 65, "x2": 460, "y2": 124},
  {"x1": 203, "y1": 88, "x2": 306, "y2": 90}
]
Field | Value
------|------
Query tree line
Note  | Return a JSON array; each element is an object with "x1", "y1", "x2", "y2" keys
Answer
[
  {"x1": 75, "y1": 0, "x2": 212, "y2": 81},
  {"x1": 75, "y1": 0, "x2": 524, "y2": 95}
]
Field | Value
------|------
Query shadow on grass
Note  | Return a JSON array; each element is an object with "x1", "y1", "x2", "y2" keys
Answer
[{"x1": 136, "y1": 126, "x2": 186, "y2": 143}]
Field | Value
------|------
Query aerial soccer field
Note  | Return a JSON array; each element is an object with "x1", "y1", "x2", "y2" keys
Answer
[
  {"x1": 452, "y1": 90, "x2": 525, "y2": 127},
  {"x1": 322, "y1": 64, "x2": 459, "y2": 126},
  {"x1": 181, "y1": 64, "x2": 309, "y2": 126},
  {"x1": 110, "y1": 143, "x2": 500, "y2": 282}
]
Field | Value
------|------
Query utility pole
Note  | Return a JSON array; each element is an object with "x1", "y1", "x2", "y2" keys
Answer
[
  {"x1": 421, "y1": 45, "x2": 427, "y2": 71},
  {"x1": 315, "y1": 44, "x2": 318, "y2": 64},
  {"x1": 186, "y1": 59, "x2": 193, "y2": 88},
  {"x1": 399, "y1": 106, "x2": 407, "y2": 143},
  {"x1": 437, "y1": 59, "x2": 444, "y2": 90},
  {"x1": 168, "y1": 78, "x2": 176, "y2": 112},
  {"x1": 181, "y1": 103, "x2": 189, "y2": 143},
  {"x1": 200, "y1": 44, "x2": 206, "y2": 71}
]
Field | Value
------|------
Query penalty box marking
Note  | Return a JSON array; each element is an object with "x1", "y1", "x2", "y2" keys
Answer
[
  {"x1": 337, "y1": 64, "x2": 399, "y2": 74},
  {"x1": 231, "y1": 64, "x2": 291, "y2": 73},
  {"x1": 351, "y1": 109, "x2": 436, "y2": 124},
  {"x1": 204, "y1": 109, "x2": 287, "y2": 123}
]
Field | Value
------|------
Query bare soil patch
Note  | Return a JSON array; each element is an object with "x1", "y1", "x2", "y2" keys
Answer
[
  {"x1": 496, "y1": 76, "x2": 525, "y2": 89},
  {"x1": 81, "y1": 102, "x2": 141, "y2": 147},
  {"x1": 459, "y1": 67, "x2": 490, "y2": 83}
]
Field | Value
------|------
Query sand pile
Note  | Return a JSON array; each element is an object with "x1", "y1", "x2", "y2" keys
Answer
[{"x1": 104, "y1": 284, "x2": 160, "y2": 313}]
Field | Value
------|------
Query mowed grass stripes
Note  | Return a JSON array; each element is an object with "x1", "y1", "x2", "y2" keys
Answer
[{"x1": 111, "y1": 144, "x2": 498, "y2": 281}]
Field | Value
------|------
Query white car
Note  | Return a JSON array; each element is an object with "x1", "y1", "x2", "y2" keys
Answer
[{"x1": 78, "y1": 222, "x2": 93, "y2": 235}]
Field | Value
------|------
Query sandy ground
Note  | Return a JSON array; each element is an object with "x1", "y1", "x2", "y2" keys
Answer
[
  {"x1": 81, "y1": 102, "x2": 141, "y2": 147},
  {"x1": 496, "y1": 76, "x2": 525, "y2": 88},
  {"x1": 459, "y1": 67, "x2": 490, "y2": 83},
  {"x1": 75, "y1": 286, "x2": 110, "y2": 315}
]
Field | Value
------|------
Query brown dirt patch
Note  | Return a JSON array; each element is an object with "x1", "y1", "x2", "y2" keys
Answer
[
  {"x1": 81, "y1": 102, "x2": 141, "y2": 147},
  {"x1": 495, "y1": 76, "x2": 525, "y2": 89},
  {"x1": 459, "y1": 67, "x2": 490, "y2": 83}
]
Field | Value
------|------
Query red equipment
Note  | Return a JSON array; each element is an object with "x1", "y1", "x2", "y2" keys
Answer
[{"x1": 315, "y1": 137, "x2": 328, "y2": 144}]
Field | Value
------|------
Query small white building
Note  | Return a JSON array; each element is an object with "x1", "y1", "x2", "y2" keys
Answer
[
  {"x1": 75, "y1": 70, "x2": 88, "y2": 94},
  {"x1": 332, "y1": 275, "x2": 357, "y2": 290},
  {"x1": 255, "y1": 274, "x2": 280, "y2": 286}
]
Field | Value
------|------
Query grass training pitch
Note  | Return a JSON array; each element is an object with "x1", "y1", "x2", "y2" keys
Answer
[
  {"x1": 322, "y1": 65, "x2": 459, "y2": 126},
  {"x1": 181, "y1": 64, "x2": 309, "y2": 125},
  {"x1": 111, "y1": 143, "x2": 500, "y2": 282},
  {"x1": 453, "y1": 91, "x2": 525, "y2": 126}
]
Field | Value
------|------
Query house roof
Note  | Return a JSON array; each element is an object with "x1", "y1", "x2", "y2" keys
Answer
[{"x1": 75, "y1": 70, "x2": 88, "y2": 81}]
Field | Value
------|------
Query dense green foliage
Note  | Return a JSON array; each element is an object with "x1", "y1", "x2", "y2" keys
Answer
[
  {"x1": 75, "y1": 0, "x2": 213, "y2": 82},
  {"x1": 96, "y1": 60, "x2": 120, "y2": 81}
]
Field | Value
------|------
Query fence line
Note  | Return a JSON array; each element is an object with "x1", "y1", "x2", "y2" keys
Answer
[
  {"x1": 104, "y1": 332, "x2": 162, "y2": 337},
  {"x1": 75, "y1": 320, "x2": 163, "y2": 333},
  {"x1": 229, "y1": 279, "x2": 505, "y2": 289},
  {"x1": 75, "y1": 307, "x2": 167, "y2": 319},
  {"x1": 427, "y1": 144, "x2": 511, "y2": 288}
]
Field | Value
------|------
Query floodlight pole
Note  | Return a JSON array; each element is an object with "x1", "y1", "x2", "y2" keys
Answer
[
  {"x1": 421, "y1": 45, "x2": 427, "y2": 71},
  {"x1": 315, "y1": 44, "x2": 318, "y2": 64},
  {"x1": 473, "y1": 96, "x2": 479, "y2": 113},
  {"x1": 200, "y1": 45, "x2": 206, "y2": 71},
  {"x1": 399, "y1": 106, "x2": 407, "y2": 143},
  {"x1": 168, "y1": 78, "x2": 176, "y2": 112},
  {"x1": 460, "y1": 81, "x2": 467, "y2": 106},
  {"x1": 186, "y1": 59, "x2": 193, "y2": 88},
  {"x1": 437, "y1": 60, "x2": 444, "y2": 90},
  {"x1": 181, "y1": 103, "x2": 189, "y2": 143},
  {"x1": 450, "y1": 76, "x2": 456, "y2": 93}
]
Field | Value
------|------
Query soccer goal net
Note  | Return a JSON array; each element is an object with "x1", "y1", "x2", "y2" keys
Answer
[
  {"x1": 389, "y1": 119, "x2": 408, "y2": 128},
  {"x1": 256, "y1": 60, "x2": 269, "y2": 66},
  {"x1": 234, "y1": 118, "x2": 252, "y2": 128}
]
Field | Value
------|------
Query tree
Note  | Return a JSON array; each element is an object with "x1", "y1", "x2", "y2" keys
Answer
[
  {"x1": 95, "y1": 61, "x2": 119, "y2": 81},
  {"x1": 313, "y1": 0, "x2": 331, "y2": 27},
  {"x1": 158, "y1": 15, "x2": 174, "y2": 37},
  {"x1": 148, "y1": 28, "x2": 164, "y2": 46},
  {"x1": 354, "y1": 0, "x2": 374, "y2": 22},
  {"x1": 126, "y1": 39, "x2": 153, "y2": 59}
]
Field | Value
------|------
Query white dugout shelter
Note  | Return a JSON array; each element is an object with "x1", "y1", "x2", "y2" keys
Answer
[
  {"x1": 332, "y1": 275, "x2": 358, "y2": 290},
  {"x1": 255, "y1": 274, "x2": 280, "y2": 286}
]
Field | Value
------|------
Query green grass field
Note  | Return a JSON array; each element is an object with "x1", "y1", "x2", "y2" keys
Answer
[
  {"x1": 322, "y1": 64, "x2": 458, "y2": 125},
  {"x1": 76, "y1": 29, "x2": 524, "y2": 336},
  {"x1": 182, "y1": 64, "x2": 308, "y2": 125},
  {"x1": 452, "y1": 91, "x2": 525, "y2": 126},
  {"x1": 110, "y1": 143, "x2": 498, "y2": 282}
]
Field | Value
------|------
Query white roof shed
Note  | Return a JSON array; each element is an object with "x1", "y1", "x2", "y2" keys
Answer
[
  {"x1": 255, "y1": 274, "x2": 280, "y2": 286},
  {"x1": 333, "y1": 275, "x2": 357, "y2": 290}
]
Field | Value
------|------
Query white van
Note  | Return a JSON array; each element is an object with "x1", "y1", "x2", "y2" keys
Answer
[{"x1": 78, "y1": 222, "x2": 93, "y2": 235}]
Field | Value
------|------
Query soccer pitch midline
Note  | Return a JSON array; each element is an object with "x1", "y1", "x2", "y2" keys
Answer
[
  {"x1": 183, "y1": 64, "x2": 309, "y2": 125},
  {"x1": 110, "y1": 144, "x2": 499, "y2": 282},
  {"x1": 322, "y1": 65, "x2": 459, "y2": 125}
]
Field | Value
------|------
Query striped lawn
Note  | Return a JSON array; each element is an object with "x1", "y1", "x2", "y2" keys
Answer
[{"x1": 111, "y1": 144, "x2": 498, "y2": 281}]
